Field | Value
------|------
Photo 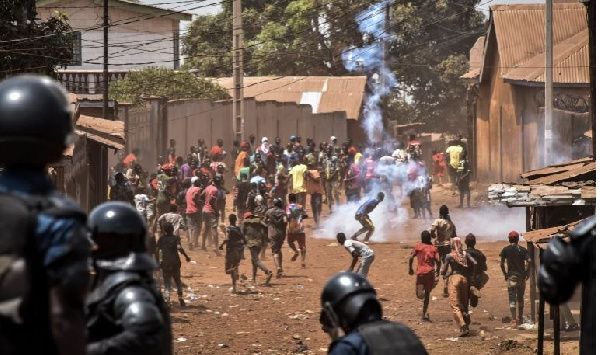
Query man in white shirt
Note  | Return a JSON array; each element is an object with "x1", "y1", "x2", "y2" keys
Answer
[{"x1": 337, "y1": 233, "x2": 375, "y2": 277}]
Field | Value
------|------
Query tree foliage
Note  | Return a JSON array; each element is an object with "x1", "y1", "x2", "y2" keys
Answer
[
  {"x1": 109, "y1": 67, "x2": 230, "y2": 105},
  {"x1": 182, "y1": 0, "x2": 369, "y2": 76},
  {"x1": 0, "y1": 1, "x2": 74, "y2": 80},
  {"x1": 388, "y1": 0, "x2": 484, "y2": 132},
  {"x1": 183, "y1": 0, "x2": 484, "y2": 133}
]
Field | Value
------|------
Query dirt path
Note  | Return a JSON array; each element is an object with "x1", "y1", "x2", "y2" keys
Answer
[{"x1": 169, "y1": 185, "x2": 579, "y2": 354}]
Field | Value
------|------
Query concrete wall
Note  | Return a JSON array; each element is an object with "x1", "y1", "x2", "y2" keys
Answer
[
  {"x1": 124, "y1": 97, "x2": 348, "y2": 172},
  {"x1": 38, "y1": 0, "x2": 180, "y2": 69}
]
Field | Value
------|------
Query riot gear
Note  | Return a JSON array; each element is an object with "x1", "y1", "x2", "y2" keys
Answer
[
  {"x1": 320, "y1": 272, "x2": 380, "y2": 333},
  {"x1": 539, "y1": 216, "x2": 595, "y2": 354},
  {"x1": 89, "y1": 201, "x2": 147, "y2": 259},
  {"x1": 87, "y1": 202, "x2": 172, "y2": 355},
  {"x1": 0, "y1": 75, "x2": 73, "y2": 166},
  {"x1": 321, "y1": 272, "x2": 427, "y2": 355}
]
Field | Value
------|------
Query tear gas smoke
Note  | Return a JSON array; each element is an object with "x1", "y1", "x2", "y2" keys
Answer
[
  {"x1": 317, "y1": 1, "x2": 526, "y2": 242},
  {"x1": 340, "y1": 0, "x2": 396, "y2": 143}
]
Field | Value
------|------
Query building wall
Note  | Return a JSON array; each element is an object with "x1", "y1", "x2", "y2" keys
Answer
[
  {"x1": 476, "y1": 34, "x2": 523, "y2": 183},
  {"x1": 474, "y1": 35, "x2": 591, "y2": 183},
  {"x1": 38, "y1": 0, "x2": 180, "y2": 69},
  {"x1": 124, "y1": 98, "x2": 349, "y2": 173}
]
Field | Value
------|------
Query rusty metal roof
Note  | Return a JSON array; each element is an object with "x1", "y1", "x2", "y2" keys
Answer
[
  {"x1": 503, "y1": 29, "x2": 589, "y2": 84},
  {"x1": 74, "y1": 115, "x2": 125, "y2": 150},
  {"x1": 461, "y1": 37, "x2": 485, "y2": 80},
  {"x1": 522, "y1": 219, "x2": 581, "y2": 248},
  {"x1": 215, "y1": 76, "x2": 366, "y2": 120},
  {"x1": 520, "y1": 157, "x2": 595, "y2": 185},
  {"x1": 488, "y1": 157, "x2": 596, "y2": 207},
  {"x1": 468, "y1": 3, "x2": 589, "y2": 85}
]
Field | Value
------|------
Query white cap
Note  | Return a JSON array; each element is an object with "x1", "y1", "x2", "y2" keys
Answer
[
  {"x1": 191, "y1": 176, "x2": 199, "y2": 184},
  {"x1": 261, "y1": 137, "x2": 269, "y2": 143},
  {"x1": 331, "y1": 136, "x2": 337, "y2": 141}
]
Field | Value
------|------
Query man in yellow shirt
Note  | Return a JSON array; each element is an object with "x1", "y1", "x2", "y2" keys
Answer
[
  {"x1": 445, "y1": 140, "x2": 463, "y2": 190},
  {"x1": 289, "y1": 158, "x2": 307, "y2": 207}
]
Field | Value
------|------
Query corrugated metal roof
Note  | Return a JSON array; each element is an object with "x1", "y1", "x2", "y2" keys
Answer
[
  {"x1": 522, "y1": 219, "x2": 580, "y2": 248},
  {"x1": 527, "y1": 162, "x2": 595, "y2": 185},
  {"x1": 520, "y1": 157, "x2": 595, "y2": 184},
  {"x1": 215, "y1": 76, "x2": 367, "y2": 120},
  {"x1": 74, "y1": 115, "x2": 125, "y2": 150},
  {"x1": 492, "y1": 3, "x2": 587, "y2": 73},
  {"x1": 466, "y1": 3, "x2": 589, "y2": 84},
  {"x1": 503, "y1": 29, "x2": 589, "y2": 84},
  {"x1": 461, "y1": 37, "x2": 485, "y2": 80}
]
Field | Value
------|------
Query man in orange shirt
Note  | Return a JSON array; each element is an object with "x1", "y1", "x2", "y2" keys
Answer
[
  {"x1": 123, "y1": 148, "x2": 139, "y2": 169},
  {"x1": 235, "y1": 141, "x2": 250, "y2": 179}
]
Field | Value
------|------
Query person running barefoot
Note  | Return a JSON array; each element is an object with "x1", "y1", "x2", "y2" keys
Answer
[
  {"x1": 219, "y1": 214, "x2": 246, "y2": 293},
  {"x1": 409, "y1": 231, "x2": 440, "y2": 321}
]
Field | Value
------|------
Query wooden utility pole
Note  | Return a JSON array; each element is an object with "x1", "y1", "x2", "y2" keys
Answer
[
  {"x1": 584, "y1": 0, "x2": 595, "y2": 160},
  {"x1": 103, "y1": 0, "x2": 109, "y2": 120},
  {"x1": 543, "y1": 0, "x2": 553, "y2": 166},
  {"x1": 381, "y1": 0, "x2": 391, "y2": 137},
  {"x1": 232, "y1": 0, "x2": 244, "y2": 142}
]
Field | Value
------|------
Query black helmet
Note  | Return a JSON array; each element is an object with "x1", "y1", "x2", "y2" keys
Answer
[
  {"x1": 320, "y1": 272, "x2": 381, "y2": 332},
  {"x1": 88, "y1": 202, "x2": 147, "y2": 259},
  {"x1": 0, "y1": 75, "x2": 73, "y2": 166},
  {"x1": 377, "y1": 191, "x2": 385, "y2": 201},
  {"x1": 273, "y1": 198, "x2": 284, "y2": 208}
]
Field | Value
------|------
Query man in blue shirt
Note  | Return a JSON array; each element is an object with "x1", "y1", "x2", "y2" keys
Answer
[
  {"x1": 0, "y1": 75, "x2": 91, "y2": 354},
  {"x1": 351, "y1": 192, "x2": 384, "y2": 242}
]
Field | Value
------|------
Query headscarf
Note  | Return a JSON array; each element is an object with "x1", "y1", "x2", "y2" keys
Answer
[
  {"x1": 451, "y1": 237, "x2": 468, "y2": 267},
  {"x1": 261, "y1": 137, "x2": 269, "y2": 155}
]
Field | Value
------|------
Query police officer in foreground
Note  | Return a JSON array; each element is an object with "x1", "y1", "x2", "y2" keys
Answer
[
  {"x1": 87, "y1": 202, "x2": 172, "y2": 355},
  {"x1": 320, "y1": 272, "x2": 428, "y2": 354},
  {"x1": 0, "y1": 75, "x2": 90, "y2": 354},
  {"x1": 538, "y1": 216, "x2": 595, "y2": 355}
]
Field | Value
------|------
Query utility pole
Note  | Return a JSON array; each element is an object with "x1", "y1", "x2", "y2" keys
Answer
[
  {"x1": 584, "y1": 0, "x2": 595, "y2": 160},
  {"x1": 103, "y1": 0, "x2": 109, "y2": 120},
  {"x1": 381, "y1": 0, "x2": 391, "y2": 138},
  {"x1": 544, "y1": 0, "x2": 553, "y2": 166},
  {"x1": 232, "y1": 0, "x2": 244, "y2": 142}
]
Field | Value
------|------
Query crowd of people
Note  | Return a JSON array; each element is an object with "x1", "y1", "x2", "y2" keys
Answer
[{"x1": 0, "y1": 75, "x2": 592, "y2": 355}]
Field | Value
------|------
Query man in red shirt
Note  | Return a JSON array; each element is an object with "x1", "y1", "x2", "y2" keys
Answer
[
  {"x1": 185, "y1": 177, "x2": 203, "y2": 249},
  {"x1": 409, "y1": 230, "x2": 441, "y2": 321},
  {"x1": 200, "y1": 177, "x2": 221, "y2": 255}
]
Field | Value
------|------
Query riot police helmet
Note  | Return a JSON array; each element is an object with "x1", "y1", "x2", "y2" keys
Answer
[
  {"x1": 88, "y1": 202, "x2": 148, "y2": 259},
  {"x1": 0, "y1": 75, "x2": 73, "y2": 166},
  {"x1": 320, "y1": 272, "x2": 382, "y2": 332}
]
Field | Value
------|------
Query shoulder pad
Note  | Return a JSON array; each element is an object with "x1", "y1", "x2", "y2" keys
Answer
[
  {"x1": 27, "y1": 191, "x2": 86, "y2": 220},
  {"x1": 100, "y1": 271, "x2": 142, "y2": 294},
  {"x1": 570, "y1": 216, "x2": 595, "y2": 242},
  {"x1": 115, "y1": 286, "x2": 164, "y2": 332}
]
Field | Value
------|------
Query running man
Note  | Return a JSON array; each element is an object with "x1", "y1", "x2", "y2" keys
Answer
[{"x1": 350, "y1": 192, "x2": 384, "y2": 243}]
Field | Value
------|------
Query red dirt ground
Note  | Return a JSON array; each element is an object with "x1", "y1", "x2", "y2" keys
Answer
[{"x1": 169, "y1": 185, "x2": 580, "y2": 354}]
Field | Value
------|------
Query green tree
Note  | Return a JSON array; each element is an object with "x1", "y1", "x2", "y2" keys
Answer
[
  {"x1": 0, "y1": 1, "x2": 74, "y2": 79},
  {"x1": 182, "y1": 0, "x2": 369, "y2": 76},
  {"x1": 109, "y1": 67, "x2": 230, "y2": 106},
  {"x1": 183, "y1": 0, "x2": 484, "y2": 133},
  {"x1": 389, "y1": 0, "x2": 484, "y2": 133}
]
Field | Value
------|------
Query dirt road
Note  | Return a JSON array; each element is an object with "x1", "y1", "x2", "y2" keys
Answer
[{"x1": 169, "y1": 185, "x2": 580, "y2": 354}]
